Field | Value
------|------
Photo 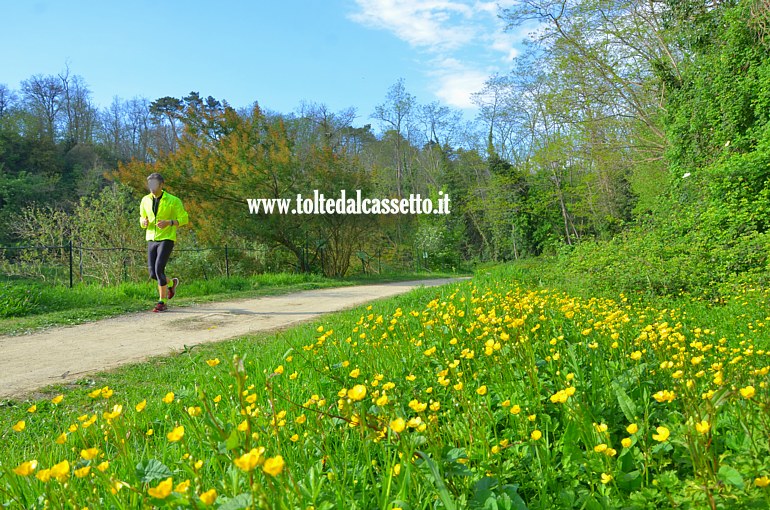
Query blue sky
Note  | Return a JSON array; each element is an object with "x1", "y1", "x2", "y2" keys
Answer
[{"x1": 1, "y1": 0, "x2": 535, "y2": 126}]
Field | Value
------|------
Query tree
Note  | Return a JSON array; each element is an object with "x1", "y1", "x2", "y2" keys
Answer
[
  {"x1": 21, "y1": 74, "x2": 65, "y2": 141},
  {"x1": 372, "y1": 78, "x2": 416, "y2": 199},
  {"x1": 58, "y1": 66, "x2": 96, "y2": 146},
  {"x1": 149, "y1": 96, "x2": 184, "y2": 155},
  {"x1": 0, "y1": 84, "x2": 18, "y2": 119},
  {"x1": 113, "y1": 99, "x2": 376, "y2": 276}
]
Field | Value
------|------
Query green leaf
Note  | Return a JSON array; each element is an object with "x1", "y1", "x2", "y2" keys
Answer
[
  {"x1": 500, "y1": 485, "x2": 528, "y2": 510},
  {"x1": 561, "y1": 419, "x2": 581, "y2": 464},
  {"x1": 611, "y1": 380, "x2": 638, "y2": 422},
  {"x1": 718, "y1": 465, "x2": 745, "y2": 489},
  {"x1": 482, "y1": 495, "x2": 499, "y2": 510},
  {"x1": 445, "y1": 447, "x2": 468, "y2": 463},
  {"x1": 225, "y1": 428, "x2": 241, "y2": 450},
  {"x1": 415, "y1": 450, "x2": 457, "y2": 510},
  {"x1": 135, "y1": 459, "x2": 172, "y2": 483},
  {"x1": 217, "y1": 493, "x2": 253, "y2": 510}
]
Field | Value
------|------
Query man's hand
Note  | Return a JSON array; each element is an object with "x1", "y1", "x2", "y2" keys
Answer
[
  {"x1": 140, "y1": 217, "x2": 149, "y2": 228},
  {"x1": 157, "y1": 220, "x2": 173, "y2": 228}
]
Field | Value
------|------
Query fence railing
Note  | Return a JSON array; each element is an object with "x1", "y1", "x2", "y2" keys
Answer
[
  {"x1": 0, "y1": 242, "x2": 438, "y2": 287},
  {"x1": 0, "y1": 242, "x2": 270, "y2": 287}
]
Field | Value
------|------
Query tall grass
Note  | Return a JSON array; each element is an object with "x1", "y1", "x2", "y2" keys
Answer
[
  {"x1": 0, "y1": 271, "x2": 461, "y2": 335},
  {"x1": 1, "y1": 263, "x2": 768, "y2": 508}
]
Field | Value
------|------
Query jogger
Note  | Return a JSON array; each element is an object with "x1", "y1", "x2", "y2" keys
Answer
[{"x1": 139, "y1": 172, "x2": 189, "y2": 312}]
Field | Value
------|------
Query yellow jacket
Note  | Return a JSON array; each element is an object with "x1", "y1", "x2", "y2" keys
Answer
[{"x1": 139, "y1": 191, "x2": 189, "y2": 242}]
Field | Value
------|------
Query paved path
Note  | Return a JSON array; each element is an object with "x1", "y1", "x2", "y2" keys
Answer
[{"x1": 0, "y1": 277, "x2": 469, "y2": 399}]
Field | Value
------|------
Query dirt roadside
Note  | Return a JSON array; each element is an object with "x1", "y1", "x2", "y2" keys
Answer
[{"x1": 0, "y1": 277, "x2": 469, "y2": 400}]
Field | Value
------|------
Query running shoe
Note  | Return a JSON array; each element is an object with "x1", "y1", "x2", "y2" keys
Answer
[
  {"x1": 168, "y1": 278, "x2": 180, "y2": 299},
  {"x1": 152, "y1": 302, "x2": 168, "y2": 312}
]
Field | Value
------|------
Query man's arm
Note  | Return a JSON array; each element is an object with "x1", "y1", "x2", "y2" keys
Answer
[
  {"x1": 175, "y1": 198, "x2": 189, "y2": 227},
  {"x1": 139, "y1": 199, "x2": 148, "y2": 229}
]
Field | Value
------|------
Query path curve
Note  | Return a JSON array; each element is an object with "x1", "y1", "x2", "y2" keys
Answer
[{"x1": 0, "y1": 277, "x2": 469, "y2": 399}]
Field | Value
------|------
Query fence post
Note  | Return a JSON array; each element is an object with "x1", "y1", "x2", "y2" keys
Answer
[
  {"x1": 68, "y1": 239, "x2": 73, "y2": 288},
  {"x1": 224, "y1": 244, "x2": 230, "y2": 278},
  {"x1": 122, "y1": 248, "x2": 127, "y2": 283}
]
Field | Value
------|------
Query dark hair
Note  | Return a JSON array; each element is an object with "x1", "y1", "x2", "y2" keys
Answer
[{"x1": 147, "y1": 172, "x2": 164, "y2": 182}]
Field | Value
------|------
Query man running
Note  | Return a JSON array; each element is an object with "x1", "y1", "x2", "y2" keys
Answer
[{"x1": 139, "y1": 172, "x2": 189, "y2": 312}]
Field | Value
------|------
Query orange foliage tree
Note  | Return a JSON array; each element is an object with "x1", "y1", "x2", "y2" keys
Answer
[{"x1": 111, "y1": 97, "x2": 375, "y2": 275}]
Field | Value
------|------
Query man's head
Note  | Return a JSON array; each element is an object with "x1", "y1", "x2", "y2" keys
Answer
[{"x1": 147, "y1": 173, "x2": 164, "y2": 194}]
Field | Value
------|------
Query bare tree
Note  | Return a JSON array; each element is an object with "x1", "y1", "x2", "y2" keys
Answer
[
  {"x1": 21, "y1": 74, "x2": 65, "y2": 140},
  {"x1": 372, "y1": 78, "x2": 417, "y2": 198},
  {"x1": 126, "y1": 97, "x2": 152, "y2": 161},
  {"x1": 294, "y1": 101, "x2": 358, "y2": 154},
  {"x1": 0, "y1": 84, "x2": 18, "y2": 118},
  {"x1": 59, "y1": 66, "x2": 96, "y2": 145}
]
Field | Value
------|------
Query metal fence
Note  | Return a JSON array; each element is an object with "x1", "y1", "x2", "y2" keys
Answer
[
  {"x1": 0, "y1": 242, "x2": 438, "y2": 287},
  {"x1": 0, "y1": 242, "x2": 271, "y2": 287}
]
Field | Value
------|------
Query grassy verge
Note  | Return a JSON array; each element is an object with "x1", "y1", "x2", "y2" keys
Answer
[
  {"x1": 0, "y1": 271, "x2": 468, "y2": 336},
  {"x1": 1, "y1": 262, "x2": 769, "y2": 508}
]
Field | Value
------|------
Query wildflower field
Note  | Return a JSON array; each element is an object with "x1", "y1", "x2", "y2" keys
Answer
[{"x1": 1, "y1": 265, "x2": 769, "y2": 509}]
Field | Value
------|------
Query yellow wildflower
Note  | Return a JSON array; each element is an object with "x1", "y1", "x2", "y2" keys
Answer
[
  {"x1": 200, "y1": 489, "x2": 218, "y2": 505},
  {"x1": 390, "y1": 417, "x2": 406, "y2": 433},
  {"x1": 148, "y1": 477, "x2": 173, "y2": 499},
  {"x1": 167, "y1": 425, "x2": 184, "y2": 442},
  {"x1": 262, "y1": 455, "x2": 284, "y2": 476},
  {"x1": 740, "y1": 386, "x2": 756, "y2": 399},
  {"x1": 50, "y1": 460, "x2": 70, "y2": 482},
  {"x1": 695, "y1": 420, "x2": 710, "y2": 435},
  {"x1": 80, "y1": 448, "x2": 99, "y2": 460},
  {"x1": 347, "y1": 384, "x2": 367, "y2": 401},
  {"x1": 74, "y1": 466, "x2": 91, "y2": 478},
  {"x1": 12, "y1": 460, "x2": 37, "y2": 476},
  {"x1": 234, "y1": 447, "x2": 264, "y2": 471},
  {"x1": 652, "y1": 426, "x2": 670, "y2": 442}
]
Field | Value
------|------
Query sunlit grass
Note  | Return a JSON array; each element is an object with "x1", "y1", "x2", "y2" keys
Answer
[
  {"x1": 0, "y1": 270, "x2": 462, "y2": 335},
  {"x1": 1, "y1": 264, "x2": 769, "y2": 509}
]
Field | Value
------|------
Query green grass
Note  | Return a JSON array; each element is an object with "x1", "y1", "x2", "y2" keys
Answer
[
  {"x1": 0, "y1": 270, "x2": 468, "y2": 336},
  {"x1": 1, "y1": 262, "x2": 769, "y2": 509}
]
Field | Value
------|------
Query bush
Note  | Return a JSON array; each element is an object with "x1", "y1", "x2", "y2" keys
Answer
[{"x1": 0, "y1": 282, "x2": 41, "y2": 317}]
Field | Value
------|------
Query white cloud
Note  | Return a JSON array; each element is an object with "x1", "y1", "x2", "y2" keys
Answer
[
  {"x1": 490, "y1": 32, "x2": 521, "y2": 62},
  {"x1": 427, "y1": 57, "x2": 489, "y2": 109},
  {"x1": 473, "y1": 0, "x2": 519, "y2": 15},
  {"x1": 349, "y1": 0, "x2": 532, "y2": 109},
  {"x1": 349, "y1": 0, "x2": 476, "y2": 51},
  {"x1": 432, "y1": 68, "x2": 489, "y2": 109}
]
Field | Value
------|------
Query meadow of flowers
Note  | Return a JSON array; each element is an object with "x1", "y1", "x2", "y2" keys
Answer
[{"x1": 1, "y1": 267, "x2": 769, "y2": 509}]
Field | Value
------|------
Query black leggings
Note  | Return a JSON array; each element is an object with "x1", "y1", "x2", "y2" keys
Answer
[{"x1": 147, "y1": 240, "x2": 174, "y2": 286}]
